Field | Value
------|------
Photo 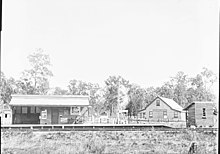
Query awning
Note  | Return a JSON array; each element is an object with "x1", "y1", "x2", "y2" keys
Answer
[{"x1": 9, "y1": 95, "x2": 90, "y2": 107}]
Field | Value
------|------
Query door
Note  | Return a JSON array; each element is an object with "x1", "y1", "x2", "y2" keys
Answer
[{"x1": 51, "y1": 108, "x2": 59, "y2": 124}]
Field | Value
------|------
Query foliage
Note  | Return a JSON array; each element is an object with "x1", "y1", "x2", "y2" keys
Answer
[
  {"x1": 68, "y1": 79, "x2": 104, "y2": 115},
  {"x1": 154, "y1": 68, "x2": 217, "y2": 107},
  {"x1": 16, "y1": 49, "x2": 53, "y2": 95},
  {"x1": 0, "y1": 72, "x2": 13, "y2": 104},
  {"x1": 126, "y1": 84, "x2": 146, "y2": 116},
  {"x1": 103, "y1": 76, "x2": 130, "y2": 116},
  {"x1": 52, "y1": 87, "x2": 69, "y2": 95}
]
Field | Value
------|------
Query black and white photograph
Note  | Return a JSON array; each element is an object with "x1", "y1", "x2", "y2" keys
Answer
[{"x1": 0, "y1": 0, "x2": 219, "y2": 153}]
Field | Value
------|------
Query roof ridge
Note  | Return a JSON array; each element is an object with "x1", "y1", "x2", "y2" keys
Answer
[{"x1": 11, "y1": 95, "x2": 89, "y2": 98}]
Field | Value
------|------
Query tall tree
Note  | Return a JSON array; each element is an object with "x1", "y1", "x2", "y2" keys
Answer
[
  {"x1": 171, "y1": 71, "x2": 189, "y2": 107},
  {"x1": 0, "y1": 72, "x2": 13, "y2": 104},
  {"x1": 155, "y1": 81, "x2": 175, "y2": 99},
  {"x1": 145, "y1": 87, "x2": 158, "y2": 103},
  {"x1": 17, "y1": 49, "x2": 53, "y2": 95},
  {"x1": 188, "y1": 67, "x2": 217, "y2": 102},
  {"x1": 126, "y1": 84, "x2": 146, "y2": 116},
  {"x1": 103, "y1": 76, "x2": 130, "y2": 117}
]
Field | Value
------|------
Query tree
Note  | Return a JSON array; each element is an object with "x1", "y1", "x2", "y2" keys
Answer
[
  {"x1": 145, "y1": 87, "x2": 158, "y2": 103},
  {"x1": 17, "y1": 49, "x2": 53, "y2": 95},
  {"x1": 68, "y1": 79, "x2": 103, "y2": 115},
  {"x1": 171, "y1": 71, "x2": 189, "y2": 107},
  {"x1": 154, "y1": 68, "x2": 218, "y2": 107},
  {"x1": 0, "y1": 72, "x2": 13, "y2": 104},
  {"x1": 188, "y1": 68, "x2": 217, "y2": 102},
  {"x1": 155, "y1": 82, "x2": 175, "y2": 99},
  {"x1": 103, "y1": 76, "x2": 130, "y2": 117},
  {"x1": 68, "y1": 79, "x2": 90, "y2": 95},
  {"x1": 53, "y1": 87, "x2": 69, "y2": 95},
  {"x1": 126, "y1": 84, "x2": 146, "y2": 116}
]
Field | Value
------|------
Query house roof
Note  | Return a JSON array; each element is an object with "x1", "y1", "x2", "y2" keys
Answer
[
  {"x1": 159, "y1": 97, "x2": 183, "y2": 111},
  {"x1": 139, "y1": 96, "x2": 183, "y2": 112},
  {"x1": 9, "y1": 95, "x2": 90, "y2": 106},
  {"x1": 183, "y1": 101, "x2": 214, "y2": 110}
]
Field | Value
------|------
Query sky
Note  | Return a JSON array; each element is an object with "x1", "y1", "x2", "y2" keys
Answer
[{"x1": 1, "y1": 0, "x2": 219, "y2": 91}]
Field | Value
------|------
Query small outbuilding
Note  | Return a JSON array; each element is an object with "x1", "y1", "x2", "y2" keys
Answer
[
  {"x1": 183, "y1": 101, "x2": 217, "y2": 128},
  {"x1": 138, "y1": 96, "x2": 186, "y2": 122},
  {"x1": 9, "y1": 95, "x2": 91, "y2": 125},
  {"x1": 0, "y1": 103, "x2": 13, "y2": 125}
]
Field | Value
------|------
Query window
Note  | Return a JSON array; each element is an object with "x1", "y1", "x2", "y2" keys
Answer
[
  {"x1": 149, "y1": 111, "x2": 153, "y2": 118},
  {"x1": 140, "y1": 113, "x2": 143, "y2": 119},
  {"x1": 30, "y1": 107, "x2": 36, "y2": 113},
  {"x1": 174, "y1": 111, "x2": 178, "y2": 118},
  {"x1": 143, "y1": 112, "x2": 146, "y2": 119},
  {"x1": 202, "y1": 108, "x2": 206, "y2": 119},
  {"x1": 22, "y1": 107, "x2": 28, "y2": 114},
  {"x1": 156, "y1": 100, "x2": 160, "y2": 106},
  {"x1": 163, "y1": 110, "x2": 167, "y2": 118},
  {"x1": 70, "y1": 107, "x2": 80, "y2": 115},
  {"x1": 5, "y1": 114, "x2": 8, "y2": 118}
]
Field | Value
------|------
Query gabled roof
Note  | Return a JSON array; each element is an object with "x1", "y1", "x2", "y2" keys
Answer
[
  {"x1": 9, "y1": 95, "x2": 90, "y2": 106},
  {"x1": 183, "y1": 101, "x2": 214, "y2": 110},
  {"x1": 159, "y1": 97, "x2": 183, "y2": 111},
  {"x1": 139, "y1": 96, "x2": 183, "y2": 112}
]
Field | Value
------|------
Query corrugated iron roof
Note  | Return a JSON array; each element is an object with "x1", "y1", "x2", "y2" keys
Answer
[
  {"x1": 9, "y1": 95, "x2": 90, "y2": 106},
  {"x1": 159, "y1": 97, "x2": 183, "y2": 111},
  {"x1": 183, "y1": 101, "x2": 214, "y2": 110},
  {"x1": 139, "y1": 96, "x2": 183, "y2": 112}
]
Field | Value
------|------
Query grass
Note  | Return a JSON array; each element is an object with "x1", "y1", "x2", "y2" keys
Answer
[{"x1": 1, "y1": 129, "x2": 217, "y2": 154}]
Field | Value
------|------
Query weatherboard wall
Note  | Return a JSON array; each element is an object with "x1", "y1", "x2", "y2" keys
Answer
[
  {"x1": 139, "y1": 98, "x2": 183, "y2": 121},
  {"x1": 195, "y1": 103, "x2": 215, "y2": 127}
]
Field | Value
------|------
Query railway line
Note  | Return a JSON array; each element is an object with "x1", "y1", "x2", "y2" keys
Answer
[{"x1": 1, "y1": 124, "x2": 218, "y2": 132}]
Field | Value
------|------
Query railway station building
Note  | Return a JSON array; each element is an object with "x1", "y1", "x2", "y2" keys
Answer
[
  {"x1": 183, "y1": 101, "x2": 217, "y2": 128},
  {"x1": 9, "y1": 95, "x2": 91, "y2": 125}
]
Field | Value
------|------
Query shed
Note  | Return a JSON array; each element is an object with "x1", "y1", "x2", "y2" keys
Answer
[{"x1": 183, "y1": 101, "x2": 217, "y2": 127}]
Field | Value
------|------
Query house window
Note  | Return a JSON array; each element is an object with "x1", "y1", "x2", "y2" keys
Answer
[
  {"x1": 70, "y1": 106, "x2": 80, "y2": 115},
  {"x1": 140, "y1": 113, "x2": 143, "y2": 119},
  {"x1": 174, "y1": 111, "x2": 178, "y2": 118},
  {"x1": 22, "y1": 107, "x2": 28, "y2": 114},
  {"x1": 202, "y1": 108, "x2": 206, "y2": 119},
  {"x1": 156, "y1": 100, "x2": 160, "y2": 106},
  {"x1": 149, "y1": 111, "x2": 153, "y2": 118},
  {"x1": 30, "y1": 107, "x2": 36, "y2": 113},
  {"x1": 163, "y1": 110, "x2": 167, "y2": 118},
  {"x1": 5, "y1": 114, "x2": 8, "y2": 118},
  {"x1": 143, "y1": 112, "x2": 146, "y2": 119}
]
